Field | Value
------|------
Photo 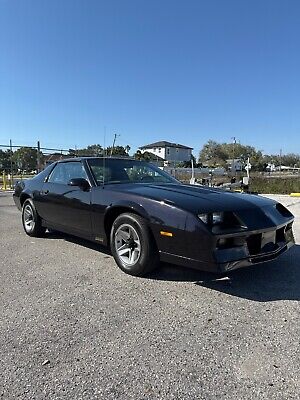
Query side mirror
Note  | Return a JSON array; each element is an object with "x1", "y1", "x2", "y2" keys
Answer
[{"x1": 68, "y1": 178, "x2": 90, "y2": 191}]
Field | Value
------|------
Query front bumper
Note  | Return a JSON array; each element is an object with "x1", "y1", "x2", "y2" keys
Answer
[
  {"x1": 218, "y1": 237, "x2": 294, "y2": 272},
  {"x1": 215, "y1": 223, "x2": 295, "y2": 272},
  {"x1": 160, "y1": 222, "x2": 295, "y2": 273}
]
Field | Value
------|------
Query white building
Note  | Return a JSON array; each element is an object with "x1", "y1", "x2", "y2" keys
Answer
[
  {"x1": 266, "y1": 163, "x2": 276, "y2": 172},
  {"x1": 139, "y1": 141, "x2": 193, "y2": 163},
  {"x1": 226, "y1": 158, "x2": 243, "y2": 172}
]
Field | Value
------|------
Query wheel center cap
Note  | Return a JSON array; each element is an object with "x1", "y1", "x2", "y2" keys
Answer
[{"x1": 127, "y1": 238, "x2": 136, "y2": 248}]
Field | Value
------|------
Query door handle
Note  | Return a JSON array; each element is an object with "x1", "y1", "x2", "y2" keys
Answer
[{"x1": 41, "y1": 189, "x2": 49, "y2": 195}]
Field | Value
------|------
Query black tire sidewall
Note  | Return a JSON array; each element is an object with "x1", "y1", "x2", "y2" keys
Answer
[
  {"x1": 110, "y1": 213, "x2": 158, "y2": 276},
  {"x1": 22, "y1": 199, "x2": 44, "y2": 237}
]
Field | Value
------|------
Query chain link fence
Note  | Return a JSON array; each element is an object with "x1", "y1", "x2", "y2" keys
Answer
[{"x1": 0, "y1": 141, "x2": 72, "y2": 189}]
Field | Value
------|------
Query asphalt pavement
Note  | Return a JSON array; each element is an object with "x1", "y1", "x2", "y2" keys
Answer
[{"x1": 0, "y1": 192, "x2": 299, "y2": 399}]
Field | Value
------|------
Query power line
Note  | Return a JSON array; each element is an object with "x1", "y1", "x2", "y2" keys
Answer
[{"x1": 0, "y1": 143, "x2": 70, "y2": 152}]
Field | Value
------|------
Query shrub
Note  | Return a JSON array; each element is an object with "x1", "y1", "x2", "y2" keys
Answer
[{"x1": 250, "y1": 177, "x2": 300, "y2": 194}]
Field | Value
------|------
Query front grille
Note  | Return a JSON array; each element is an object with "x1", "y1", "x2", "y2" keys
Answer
[
  {"x1": 246, "y1": 233, "x2": 262, "y2": 255},
  {"x1": 247, "y1": 225, "x2": 290, "y2": 256},
  {"x1": 276, "y1": 227, "x2": 285, "y2": 242}
]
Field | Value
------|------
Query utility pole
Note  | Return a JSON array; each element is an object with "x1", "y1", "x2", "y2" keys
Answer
[
  {"x1": 231, "y1": 136, "x2": 236, "y2": 176},
  {"x1": 110, "y1": 133, "x2": 120, "y2": 156},
  {"x1": 9, "y1": 139, "x2": 13, "y2": 188},
  {"x1": 279, "y1": 148, "x2": 282, "y2": 174}
]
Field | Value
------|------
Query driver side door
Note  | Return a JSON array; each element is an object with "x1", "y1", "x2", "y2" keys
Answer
[{"x1": 36, "y1": 161, "x2": 92, "y2": 237}]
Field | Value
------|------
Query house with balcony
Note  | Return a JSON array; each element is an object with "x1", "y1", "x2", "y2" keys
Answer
[{"x1": 139, "y1": 141, "x2": 193, "y2": 164}]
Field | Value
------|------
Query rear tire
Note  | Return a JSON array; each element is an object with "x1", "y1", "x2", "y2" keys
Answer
[
  {"x1": 110, "y1": 213, "x2": 159, "y2": 276},
  {"x1": 22, "y1": 199, "x2": 46, "y2": 237}
]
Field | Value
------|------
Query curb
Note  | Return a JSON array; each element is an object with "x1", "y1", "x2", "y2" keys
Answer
[{"x1": 290, "y1": 193, "x2": 300, "y2": 197}]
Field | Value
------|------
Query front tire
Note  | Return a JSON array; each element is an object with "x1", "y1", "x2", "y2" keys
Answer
[
  {"x1": 22, "y1": 199, "x2": 46, "y2": 237},
  {"x1": 110, "y1": 213, "x2": 159, "y2": 276}
]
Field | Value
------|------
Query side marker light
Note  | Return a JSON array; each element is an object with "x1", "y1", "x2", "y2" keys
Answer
[{"x1": 160, "y1": 231, "x2": 173, "y2": 237}]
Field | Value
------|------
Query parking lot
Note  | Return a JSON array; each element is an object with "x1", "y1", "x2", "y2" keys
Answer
[{"x1": 0, "y1": 192, "x2": 299, "y2": 399}]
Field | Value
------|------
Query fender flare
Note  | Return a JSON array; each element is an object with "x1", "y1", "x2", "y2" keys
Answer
[{"x1": 104, "y1": 200, "x2": 150, "y2": 221}]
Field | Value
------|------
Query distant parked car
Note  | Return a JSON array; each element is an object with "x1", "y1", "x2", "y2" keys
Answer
[{"x1": 13, "y1": 157, "x2": 295, "y2": 276}]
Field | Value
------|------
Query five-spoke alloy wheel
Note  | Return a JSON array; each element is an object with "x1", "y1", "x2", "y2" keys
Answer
[
  {"x1": 22, "y1": 199, "x2": 46, "y2": 237},
  {"x1": 110, "y1": 213, "x2": 159, "y2": 276},
  {"x1": 23, "y1": 203, "x2": 35, "y2": 232},
  {"x1": 115, "y1": 224, "x2": 141, "y2": 267}
]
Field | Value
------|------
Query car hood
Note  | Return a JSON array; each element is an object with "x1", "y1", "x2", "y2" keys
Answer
[
  {"x1": 109, "y1": 183, "x2": 276, "y2": 212},
  {"x1": 107, "y1": 183, "x2": 293, "y2": 231}
]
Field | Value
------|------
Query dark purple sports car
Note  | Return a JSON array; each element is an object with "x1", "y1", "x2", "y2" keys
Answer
[{"x1": 13, "y1": 157, "x2": 295, "y2": 276}]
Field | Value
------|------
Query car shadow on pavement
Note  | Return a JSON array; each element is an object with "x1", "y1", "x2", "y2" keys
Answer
[
  {"x1": 46, "y1": 231, "x2": 300, "y2": 302},
  {"x1": 45, "y1": 230, "x2": 112, "y2": 255},
  {"x1": 150, "y1": 245, "x2": 300, "y2": 302}
]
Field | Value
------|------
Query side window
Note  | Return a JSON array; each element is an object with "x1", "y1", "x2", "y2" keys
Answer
[
  {"x1": 48, "y1": 163, "x2": 66, "y2": 184},
  {"x1": 48, "y1": 162, "x2": 88, "y2": 184}
]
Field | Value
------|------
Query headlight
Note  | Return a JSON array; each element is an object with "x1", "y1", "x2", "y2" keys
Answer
[
  {"x1": 198, "y1": 212, "x2": 224, "y2": 226},
  {"x1": 198, "y1": 211, "x2": 247, "y2": 233}
]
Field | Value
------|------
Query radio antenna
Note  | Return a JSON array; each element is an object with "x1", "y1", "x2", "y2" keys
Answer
[{"x1": 103, "y1": 126, "x2": 106, "y2": 187}]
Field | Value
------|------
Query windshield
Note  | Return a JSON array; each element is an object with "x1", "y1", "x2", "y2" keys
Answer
[{"x1": 87, "y1": 158, "x2": 178, "y2": 185}]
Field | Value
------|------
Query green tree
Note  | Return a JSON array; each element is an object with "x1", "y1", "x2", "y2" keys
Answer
[
  {"x1": 199, "y1": 140, "x2": 265, "y2": 170},
  {"x1": 69, "y1": 144, "x2": 130, "y2": 157},
  {"x1": 281, "y1": 153, "x2": 300, "y2": 168},
  {"x1": 106, "y1": 145, "x2": 129, "y2": 156},
  {"x1": 0, "y1": 149, "x2": 12, "y2": 171},
  {"x1": 134, "y1": 150, "x2": 144, "y2": 160},
  {"x1": 69, "y1": 144, "x2": 103, "y2": 157},
  {"x1": 125, "y1": 145, "x2": 131, "y2": 154},
  {"x1": 12, "y1": 147, "x2": 44, "y2": 172},
  {"x1": 198, "y1": 140, "x2": 227, "y2": 167},
  {"x1": 134, "y1": 150, "x2": 162, "y2": 161}
]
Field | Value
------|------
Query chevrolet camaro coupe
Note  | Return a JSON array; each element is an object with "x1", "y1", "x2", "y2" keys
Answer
[{"x1": 13, "y1": 157, "x2": 295, "y2": 276}]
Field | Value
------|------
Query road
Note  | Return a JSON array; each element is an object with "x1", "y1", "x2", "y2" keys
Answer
[{"x1": 0, "y1": 192, "x2": 299, "y2": 399}]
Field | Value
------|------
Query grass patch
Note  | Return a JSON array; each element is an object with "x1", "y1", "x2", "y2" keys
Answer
[{"x1": 250, "y1": 177, "x2": 300, "y2": 194}]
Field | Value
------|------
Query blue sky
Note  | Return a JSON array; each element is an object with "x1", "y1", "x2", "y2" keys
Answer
[{"x1": 0, "y1": 0, "x2": 299, "y2": 156}]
